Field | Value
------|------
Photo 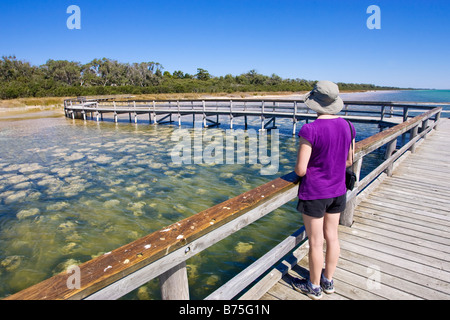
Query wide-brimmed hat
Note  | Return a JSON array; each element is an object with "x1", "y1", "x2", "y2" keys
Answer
[{"x1": 304, "y1": 80, "x2": 344, "y2": 115}]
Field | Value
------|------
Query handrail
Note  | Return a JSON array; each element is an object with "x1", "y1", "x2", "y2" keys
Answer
[
  {"x1": 64, "y1": 96, "x2": 450, "y2": 106},
  {"x1": 5, "y1": 107, "x2": 442, "y2": 300},
  {"x1": 65, "y1": 99, "x2": 447, "y2": 136}
]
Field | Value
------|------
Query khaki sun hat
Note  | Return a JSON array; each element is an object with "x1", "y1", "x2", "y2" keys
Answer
[{"x1": 304, "y1": 80, "x2": 344, "y2": 115}]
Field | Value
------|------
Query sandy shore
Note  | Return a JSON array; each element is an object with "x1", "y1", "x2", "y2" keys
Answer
[{"x1": 0, "y1": 90, "x2": 387, "y2": 113}]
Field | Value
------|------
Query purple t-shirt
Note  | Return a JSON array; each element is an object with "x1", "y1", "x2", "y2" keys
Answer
[{"x1": 298, "y1": 118, "x2": 356, "y2": 200}]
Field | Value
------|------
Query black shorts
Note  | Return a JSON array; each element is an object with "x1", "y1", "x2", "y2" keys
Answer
[{"x1": 296, "y1": 194, "x2": 347, "y2": 218}]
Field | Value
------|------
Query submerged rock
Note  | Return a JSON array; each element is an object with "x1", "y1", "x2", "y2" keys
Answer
[
  {"x1": 235, "y1": 242, "x2": 253, "y2": 254},
  {"x1": 103, "y1": 199, "x2": 120, "y2": 208},
  {"x1": 46, "y1": 202, "x2": 69, "y2": 211},
  {"x1": 137, "y1": 286, "x2": 151, "y2": 300},
  {"x1": 5, "y1": 190, "x2": 28, "y2": 204},
  {"x1": 58, "y1": 221, "x2": 77, "y2": 232},
  {"x1": 16, "y1": 208, "x2": 40, "y2": 219},
  {"x1": 19, "y1": 163, "x2": 43, "y2": 173},
  {"x1": 0, "y1": 255, "x2": 23, "y2": 272}
]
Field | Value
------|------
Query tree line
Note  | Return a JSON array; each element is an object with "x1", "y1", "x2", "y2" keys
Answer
[{"x1": 0, "y1": 56, "x2": 398, "y2": 99}]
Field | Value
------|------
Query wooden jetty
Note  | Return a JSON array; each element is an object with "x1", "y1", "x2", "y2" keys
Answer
[
  {"x1": 63, "y1": 97, "x2": 448, "y2": 133},
  {"x1": 4, "y1": 102, "x2": 449, "y2": 300}
]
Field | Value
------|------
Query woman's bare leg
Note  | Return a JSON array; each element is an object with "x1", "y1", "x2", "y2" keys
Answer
[
  {"x1": 302, "y1": 214, "x2": 324, "y2": 286},
  {"x1": 323, "y1": 212, "x2": 341, "y2": 280}
]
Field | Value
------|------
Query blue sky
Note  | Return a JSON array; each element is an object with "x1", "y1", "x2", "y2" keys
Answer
[{"x1": 1, "y1": 0, "x2": 449, "y2": 89}]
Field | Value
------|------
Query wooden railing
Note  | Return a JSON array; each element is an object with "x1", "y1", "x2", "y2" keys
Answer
[
  {"x1": 5, "y1": 106, "x2": 442, "y2": 300},
  {"x1": 64, "y1": 98, "x2": 449, "y2": 134}
]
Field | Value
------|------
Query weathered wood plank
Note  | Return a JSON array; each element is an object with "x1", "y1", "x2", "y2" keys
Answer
[
  {"x1": 338, "y1": 250, "x2": 450, "y2": 299},
  {"x1": 339, "y1": 235, "x2": 450, "y2": 279},
  {"x1": 339, "y1": 239, "x2": 450, "y2": 292},
  {"x1": 356, "y1": 201, "x2": 450, "y2": 230},
  {"x1": 353, "y1": 209, "x2": 450, "y2": 241},
  {"x1": 367, "y1": 191, "x2": 450, "y2": 213},
  {"x1": 337, "y1": 254, "x2": 449, "y2": 300},
  {"x1": 339, "y1": 225, "x2": 450, "y2": 262},
  {"x1": 352, "y1": 214, "x2": 450, "y2": 246},
  {"x1": 361, "y1": 196, "x2": 450, "y2": 219},
  {"x1": 381, "y1": 179, "x2": 450, "y2": 201}
]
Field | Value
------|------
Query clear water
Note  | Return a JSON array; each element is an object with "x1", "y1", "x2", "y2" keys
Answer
[{"x1": 0, "y1": 90, "x2": 448, "y2": 299}]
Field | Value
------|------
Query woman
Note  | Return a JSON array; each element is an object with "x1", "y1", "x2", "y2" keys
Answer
[{"x1": 293, "y1": 80, "x2": 355, "y2": 300}]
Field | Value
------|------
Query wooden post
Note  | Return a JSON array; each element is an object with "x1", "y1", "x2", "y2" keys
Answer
[
  {"x1": 380, "y1": 105, "x2": 385, "y2": 122},
  {"x1": 384, "y1": 139, "x2": 397, "y2": 176},
  {"x1": 409, "y1": 126, "x2": 419, "y2": 153},
  {"x1": 202, "y1": 100, "x2": 206, "y2": 128},
  {"x1": 293, "y1": 101, "x2": 298, "y2": 135},
  {"x1": 152, "y1": 101, "x2": 157, "y2": 124},
  {"x1": 403, "y1": 107, "x2": 409, "y2": 122},
  {"x1": 340, "y1": 158, "x2": 362, "y2": 227},
  {"x1": 434, "y1": 111, "x2": 441, "y2": 130},
  {"x1": 260, "y1": 101, "x2": 265, "y2": 131},
  {"x1": 230, "y1": 100, "x2": 233, "y2": 129},
  {"x1": 177, "y1": 100, "x2": 181, "y2": 126},
  {"x1": 422, "y1": 119, "x2": 429, "y2": 139},
  {"x1": 159, "y1": 261, "x2": 189, "y2": 300},
  {"x1": 401, "y1": 107, "x2": 409, "y2": 143}
]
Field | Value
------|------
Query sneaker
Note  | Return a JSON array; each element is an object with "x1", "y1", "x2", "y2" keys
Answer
[
  {"x1": 291, "y1": 278, "x2": 323, "y2": 300},
  {"x1": 320, "y1": 274, "x2": 335, "y2": 294}
]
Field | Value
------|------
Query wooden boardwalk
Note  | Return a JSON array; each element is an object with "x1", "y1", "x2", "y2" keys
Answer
[
  {"x1": 261, "y1": 119, "x2": 450, "y2": 300},
  {"x1": 6, "y1": 104, "x2": 446, "y2": 301},
  {"x1": 64, "y1": 98, "x2": 444, "y2": 134}
]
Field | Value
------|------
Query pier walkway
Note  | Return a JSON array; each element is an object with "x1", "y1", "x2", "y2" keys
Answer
[
  {"x1": 63, "y1": 98, "x2": 447, "y2": 134},
  {"x1": 5, "y1": 103, "x2": 448, "y2": 301},
  {"x1": 255, "y1": 119, "x2": 450, "y2": 300}
]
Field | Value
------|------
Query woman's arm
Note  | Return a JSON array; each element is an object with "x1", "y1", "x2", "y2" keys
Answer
[
  {"x1": 346, "y1": 139, "x2": 355, "y2": 168},
  {"x1": 295, "y1": 137, "x2": 312, "y2": 177}
]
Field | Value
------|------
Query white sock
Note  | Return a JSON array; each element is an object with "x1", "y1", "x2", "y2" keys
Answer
[
  {"x1": 308, "y1": 280, "x2": 320, "y2": 290},
  {"x1": 321, "y1": 274, "x2": 332, "y2": 282}
]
